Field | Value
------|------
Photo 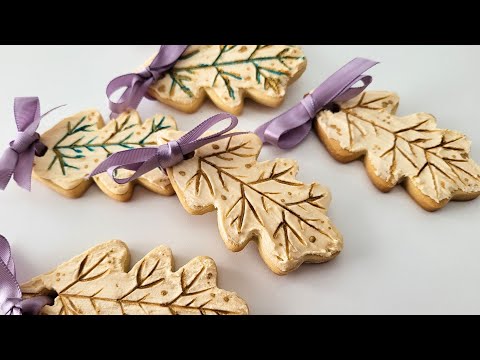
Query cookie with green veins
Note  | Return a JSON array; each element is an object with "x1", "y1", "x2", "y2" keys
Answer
[
  {"x1": 33, "y1": 110, "x2": 177, "y2": 201},
  {"x1": 147, "y1": 45, "x2": 307, "y2": 115}
]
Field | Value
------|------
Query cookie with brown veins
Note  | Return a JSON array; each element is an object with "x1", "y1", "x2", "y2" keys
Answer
[
  {"x1": 315, "y1": 91, "x2": 480, "y2": 211},
  {"x1": 148, "y1": 45, "x2": 307, "y2": 115},
  {"x1": 33, "y1": 110, "x2": 177, "y2": 201},
  {"x1": 21, "y1": 240, "x2": 248, "y2": 315},
  {"x1": 158, "y1": 131, "x2": 343, "y2": 275}
]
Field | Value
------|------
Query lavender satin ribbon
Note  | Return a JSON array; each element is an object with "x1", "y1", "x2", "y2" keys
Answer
[
  {"x1": 255, "y1": 58, "x2": 378, "y2": 149},
  {"x1": 0, "y1": 235, "x2": 52, "y2": 315},
  {"x1": 107, "y1": 45, "x2": 189, "y2": 119},
  {"x1": 89, "y1": 113, "x2": 247, "y2": 184},
  {"x1": 0, "y1": 97, "x2": 61, "y2": 191}
]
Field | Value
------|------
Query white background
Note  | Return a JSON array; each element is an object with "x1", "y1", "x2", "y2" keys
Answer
[{"x1": 0, "y1": 45, "x2": 479, "y2": 315}]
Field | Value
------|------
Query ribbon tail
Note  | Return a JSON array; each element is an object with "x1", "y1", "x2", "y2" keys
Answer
[
  {"x1": 89, "y1": 147, "x2": 158, "y2": 178},
  {"x1": 0, "y1": 148, "x2": 19, "y2": 190},
  {"x1": 0, "y1": 236, "x2": 22, "y2": 315},
  {"x1": 0, "y1": 169, "x2": 14, "y2": 191},
  {"x1": 334, "y1": 75, "x2": 373, "y2": 102},
  {"x1": 107, "y1": 156, "x2": 162, "y2": 184},
  {"x1": 14, "y1": 97, "x2": 41, "y2": 132},
  {"x1": 13, "y1": 148, "x2": 35, "y2": 191},
  {"x1": 0, "y1": 235, "x2": 15, "y2": 272}
]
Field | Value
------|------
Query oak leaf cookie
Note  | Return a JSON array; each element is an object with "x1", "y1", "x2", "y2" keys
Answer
[
  {"x1": 159, "y1": 131, "x2": 343, "y2": 275},
  {"x1": 148, "y1": 45, "x2": 307, "y2": 115},
  {"x1": 21, "y1": 240, "x2": 248, "y2": 315},
  {"x1": 315, "y1": 91, "x2": 480, "y2": 211},
  {"x1": 33, "y1": 110, "x2": 177, "y2": 201}
]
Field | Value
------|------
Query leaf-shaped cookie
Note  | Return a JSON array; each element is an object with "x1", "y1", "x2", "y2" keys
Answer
[
  {"x1": 21, "y1": 240, "x2": 248, "y2": 315},
  {"x1": 148, "y1": 45, "x2": 307, "y2": 115},
  {"x1": 33, "y1": 110, "x2": 177, "y2": 201},
  {"x1": 315, "y1": 91, "x2": 480, "y2": 211},
  {"x1": 159, "y1": 131, "x2": 343, "y2": 275}
]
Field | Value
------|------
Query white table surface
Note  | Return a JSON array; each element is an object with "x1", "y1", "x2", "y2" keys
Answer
[{"x1": 0, "y1": 45, "x2": 479, "y2": 315}]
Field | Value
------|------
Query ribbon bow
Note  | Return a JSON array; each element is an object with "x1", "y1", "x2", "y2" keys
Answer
[
  {"x1": 0, "y1": 97, "x2": 55, "y2": 191},
  {"x1": 255, "y1": 58, "x2": 378, "y2": 149},
  {"x1": 107, "y1": 45, "x2": 189, "y2": 119},
  {"x1": 89, "y1": 113, "x2": 247, "y2": 184},
  {"x1": 0, "y1": 235, "x2": 53, "y2": 315}
]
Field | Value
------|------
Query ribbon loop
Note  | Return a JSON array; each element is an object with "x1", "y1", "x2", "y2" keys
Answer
[
  {"x1": 255, "y1": 58, "x2": 378, "y2": 149},
  {"x1": 0, "y1": 97, "x2": 61, "y2": 191},
  {"x1": 0, "y1": 235, "x2": 53, "y2": 316},
  {"x1": 89, "y1": 113, "x2": 248, "y2": 184},
  {"x1": 107, "y1": 45, "x2": 188, "y2": 119}
]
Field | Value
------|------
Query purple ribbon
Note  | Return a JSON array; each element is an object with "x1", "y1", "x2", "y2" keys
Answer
[
  {"x1": 89, "y1": 113, "x2": 247, "y2": 184},
  {"x1": 107, "y1": 45, "x2": 189, "y2": 119},
  {"x1": 0, "y1": 97, "x2": 63, "y2": 191},
  {"x1": 0, "y1": 235, "x2": 53, "y2": 315},
  {"x1": 255, "y1": 58, "x2": 378, "y2": 149}
]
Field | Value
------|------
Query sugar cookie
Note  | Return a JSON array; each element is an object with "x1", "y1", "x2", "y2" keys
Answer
[
  {"x1": 34, "y1": 110, "x2": 176, "y2": 201},
  {"x1": 160, "y1": 131, "x2": 343, "y2": 275},
  {"x1": 21, "y1": 240, "x2": 248, "y2": 315},
  {"x1": 148, "y1": 45, "x2": 307, "y2": 115},
  {"x1": 315, "y1": 91, "x2": 480, "y2": 211}
]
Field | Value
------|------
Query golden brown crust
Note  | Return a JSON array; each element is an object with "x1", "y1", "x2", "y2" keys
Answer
[
  {"x1": 315, "y1": 91, "x2": 480, "y2": 211},
  {"x1": 149, "y1": 45, "x2": 307, "y2": 115},
  {"x1": 163, "y1": 130, "x2": 343, "y2": 275},
  {"x1": 21, "y1": 240, "x2": 249, "y2": 315},
  {"x1": 34, "y1": 110, "x2": 177, "y2": 201}
]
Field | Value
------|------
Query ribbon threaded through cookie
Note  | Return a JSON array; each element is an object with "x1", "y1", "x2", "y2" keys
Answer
[
  {"x1": 0, "y1": 97, "x2": 64, "y2": 191},
  {"x1": 0, "y1": 235, "x2": 53, "y2": 315},
  {"x1": 107, "y1": 45, "x2": 188, "y2": 119},
  {"x1": 88, "y1": 113, "x2": 248, "y2": 184},
  {"x1": 255, "y1": 58, "x2": 378, "y2": 149}
]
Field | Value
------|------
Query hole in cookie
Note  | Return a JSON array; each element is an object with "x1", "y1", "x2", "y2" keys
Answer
[
  {"x1": 32, "y1": 288, "x2": 58, "y2": 306},
  {"x1": 48, "y1": 290, "x2": 58, "y2": 300},
  {"x1": 325, "y1": 102, "x2": 341, "y2": 113},
  {"x1": 38, "y1": 289, "x2": 58, "y2": 300}
]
